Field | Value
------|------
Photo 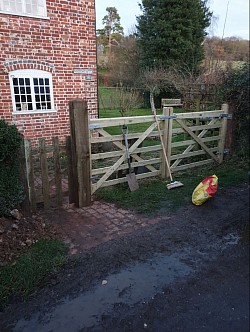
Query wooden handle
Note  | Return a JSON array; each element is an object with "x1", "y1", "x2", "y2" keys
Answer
[{"x1": 152, "y1": 108, "x2": 173, "y2": 182}]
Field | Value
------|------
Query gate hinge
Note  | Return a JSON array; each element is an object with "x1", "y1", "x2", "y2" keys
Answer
[
  {"x1": 159, "y1": 115, "x2": 177, "y2": 120},
  {"x1": 89, "y1": 124, "x2": 100, "y2": 130},
  {"x1": 220, "y1": 113, "x2": 232, "y2": 119}
]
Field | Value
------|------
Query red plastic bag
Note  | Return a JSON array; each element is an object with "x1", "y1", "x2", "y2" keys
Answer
[{"x1": 192, "y1": 175, "x2": 218, "y2": 206}]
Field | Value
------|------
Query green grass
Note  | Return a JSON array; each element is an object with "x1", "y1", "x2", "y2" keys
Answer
[
  {"x1": 0, "y1": 239, "x2": 67, "y2": 309},
  {"x1": 95, "y1": 157, "x2": 248, "y2": 215}
]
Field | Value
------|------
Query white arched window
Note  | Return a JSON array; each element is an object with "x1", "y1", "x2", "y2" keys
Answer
[
  {"x1": 9, "y1": 69, "x2": 55, "y2": 114},
  {"x1": 0, "y1": 0, "x2": 47, "y2": 18}
]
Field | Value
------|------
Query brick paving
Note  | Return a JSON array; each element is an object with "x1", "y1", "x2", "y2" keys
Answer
[{"x1": 52, "y1": 200, "x2": 167, "y2": 255}]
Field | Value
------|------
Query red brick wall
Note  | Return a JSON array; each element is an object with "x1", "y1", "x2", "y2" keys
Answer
[{"x1": 0, "y1": 0, "x2": 98, "y2": 143}]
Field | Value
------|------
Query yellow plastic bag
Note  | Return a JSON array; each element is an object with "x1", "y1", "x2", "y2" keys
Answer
[{"x1": 192, "y1": 175, "x2": 218, "y2": 206}]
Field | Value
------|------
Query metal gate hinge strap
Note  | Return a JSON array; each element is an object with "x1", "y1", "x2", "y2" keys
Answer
[
  {"x1": 220, "y1": 114, "x2": 232, "y2": 119},
  {"x1": 89, "y1": 124, "x2": 101, "y2": 130},
  {"x1": 159, "y1": 115, "x2": 177, "y2": 120}
]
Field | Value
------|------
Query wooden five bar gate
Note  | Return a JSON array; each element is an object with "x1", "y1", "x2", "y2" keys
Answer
[{"x1": 20, "y1": 100, "x2": 230, "y2": 213}]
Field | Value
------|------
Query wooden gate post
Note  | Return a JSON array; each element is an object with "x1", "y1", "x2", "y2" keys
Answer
[
  {"x1": 218, "y1": 103, "x2": 229, "y2": 164},
  {"x1": 161, "y1": 107, "x2": 173, "y2": 179},
  {"x1": 69, "y1": 99, "x2": 91, "y2": 207},
  {"x1": 224, "y1": 102, "x2": 235, "y2": 156}
]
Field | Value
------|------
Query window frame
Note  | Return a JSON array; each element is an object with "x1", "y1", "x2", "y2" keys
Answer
[
  {"x1": 9, "y1": 69, "x2": 56, "y2": 115},
  {"x1": 0, "y1": 0, "x2": 48, "y2": 19}
]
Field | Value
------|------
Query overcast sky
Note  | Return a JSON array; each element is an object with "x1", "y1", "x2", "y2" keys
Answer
[{"x1": 95, "y1": 0, "x2": 249, "y2": 40}]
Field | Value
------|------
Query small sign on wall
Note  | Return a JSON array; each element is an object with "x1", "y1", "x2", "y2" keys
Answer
[{"x1": 73, "y1": 69, "x2": 93, "y2": 75}]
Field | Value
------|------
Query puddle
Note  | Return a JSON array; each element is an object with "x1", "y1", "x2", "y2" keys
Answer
[
  {"x1": 14, "y1": 252, "x2": 193, "y2": 332},
  {"x1": 221, "y1": 232, "x2": 241, "y2": 250}
]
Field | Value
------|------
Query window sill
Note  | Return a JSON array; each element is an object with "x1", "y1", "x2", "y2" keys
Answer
[
  {"x1": 0, "y1": 11, "x2": 50, "y2": 20},
  {"x1": 12, "y1": 109, "x2": 56, "y2": 115}
]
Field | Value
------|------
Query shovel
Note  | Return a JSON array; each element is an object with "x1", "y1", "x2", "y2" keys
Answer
[{"x1": 122, "y1": 125, "x2": 139, "y2": 192}]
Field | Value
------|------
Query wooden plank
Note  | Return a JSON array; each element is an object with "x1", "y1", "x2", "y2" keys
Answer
[
  {"x1": 162, "y1": 99, "x2": 182, "y2": 106},
  {"x1": 91, "y1": 130, "x2": 159, "y2": 144},
  {"x1": 19, "y1": 139, "x2": 31, "y2": 216},
  {"x1": 172, "y1": 123, "x2": 221, "y2": 135},
  {"x1": 90, "y1": 115, "x2": 156, "y2": 128},
  {"x1": 176, "y1": 119, "x2": 219, "y2": 163},
  {"x1": 39, "y1": 138, "x2": 50, "y2": 209},
  {"x1": 92, "y1": 121, "x2": 158, "y2": 193},
  {"x1": 171, "y1": 159, "x2": 214, "y2": 172},
  {"x1": 171, "y1": 119, "x2": 217, "y2": 168},
  {"x1": 172, "y1": 136, "x2": 220, "y2": 148},
  {"x1": 134, "y1": 145, "x2": 162, "y2": 154},
  {"x1": 174, "y1": 110, "x2": 222, "y2": 119},
  {"x1": 53, "y1": 137, "x2": 62, "y2": 206},
  {"x1": 24, "y1": 139, "x2": 36, "y2": 212},
  {"x1": 66, "y1": 136, "x2": 75, "y2": 204},
  {"x1": 89, "y1": 111, "x2": 222, "y2": 129},
  {"x1": 166, "y1": 107, "x2": 173, "y2": 178},
  {"x1": 161, "y1": 106, "x2": 169, "y2": 178},
  {"x1": 68, "y1": 108, "x2": 78, "y2": 205},
  {"x1": 91, "y1": 144, "x2": 162, "y2": 161},
  {"x1": 218, "y1": 104, "x2": 229, "y2": 163},
  {"x1": 92, "y1": 149, "x2": 125, "y2": 160},
  {"x1": 92, "y1": 158, "x2": 160, "y2": 176},
  {"x1": 100, "y1": 170, "x2": 160, "y2": 188},
  {"x1": 171, "y1": 147, "x2": 219, "y2": 161}
]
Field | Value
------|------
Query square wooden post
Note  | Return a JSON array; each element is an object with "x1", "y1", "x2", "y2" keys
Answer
[
  {"x1": 161, "y1": 107, "x2": 173, "y2": 179},
  {"x1": 218, "y1": 103, "x2": 229, "y2": 164},
  {"x1": 69, "y1": 99, "x2": 91, "y2": 207},
  {"x1": 161, "y1": 106, "x2": 169, "y2": 179}
]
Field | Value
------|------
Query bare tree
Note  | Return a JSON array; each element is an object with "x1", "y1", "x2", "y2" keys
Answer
[
  {"x1": 109, "y1": 35, "x2": 141, "y2": 86},
  {"x1": 139, "y1": 67, "x2": 168, "y2": 112}
]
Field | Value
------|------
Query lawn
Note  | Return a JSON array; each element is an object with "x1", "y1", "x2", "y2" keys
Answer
[
  {"x1": 95, "y1": 157, "x2": 249, "y2": 215},
  {"x1": 0, "y1": 239, "x2": 67, "y2": 309}
]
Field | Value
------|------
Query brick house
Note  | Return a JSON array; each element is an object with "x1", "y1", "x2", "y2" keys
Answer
[{"x1": 0, "y1": 0, "x2": 98, "y2": 142}]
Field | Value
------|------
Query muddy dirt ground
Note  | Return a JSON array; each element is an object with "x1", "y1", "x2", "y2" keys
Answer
[{"x1": 0, "y1": 184, "x2": 249, "y2": 332}]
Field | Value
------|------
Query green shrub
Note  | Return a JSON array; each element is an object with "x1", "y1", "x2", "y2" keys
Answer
[
  {"x1": 0, "y1": 120, "x2": 23, "y2": 216},
  {"x1": 218, "y1": 63, "x2": 249, "y2": 156}
]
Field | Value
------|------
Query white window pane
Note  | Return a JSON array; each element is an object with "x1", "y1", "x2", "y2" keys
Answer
[
  {"x1": 37, "y1": 5, "x2": 45, "y2": 16},
  {"x1": 1, "y1": 0, "x2": 46, "y2": 16},
  {"x1": 16, "y1": 0, "x2": 22, "y2": 12},
  {"x1": 26, "y1": 4, "x2": 32, "y2": 13}
]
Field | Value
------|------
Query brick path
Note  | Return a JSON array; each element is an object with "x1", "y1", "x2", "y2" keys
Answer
[{"x1": 53, "y1": 200, "x2": 167, "y2": 255}]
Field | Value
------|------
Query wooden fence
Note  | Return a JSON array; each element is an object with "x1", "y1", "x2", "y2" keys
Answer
[
  {"x1": 20, "y1": 100, "x2": 230, "y2": 213},
  {"x1": 19, "y1": 136, "x2": 70, "y2": 215}
]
